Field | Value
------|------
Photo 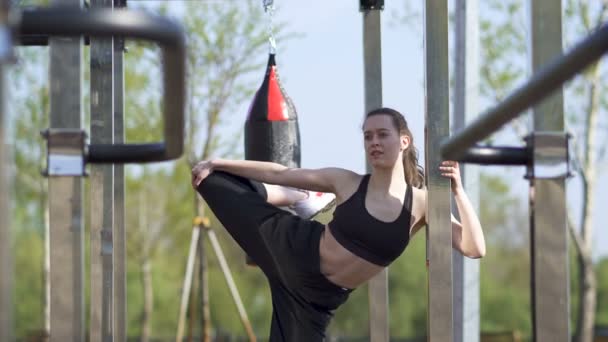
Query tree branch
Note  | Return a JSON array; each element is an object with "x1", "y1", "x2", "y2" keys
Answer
[{"x1": 568, "y1": 213, "x2": 592, "y2": 265}]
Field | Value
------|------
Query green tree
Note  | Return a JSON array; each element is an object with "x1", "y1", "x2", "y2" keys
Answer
[{"x1": 8, "y1": 44, "x2": 49, "y2": 338}]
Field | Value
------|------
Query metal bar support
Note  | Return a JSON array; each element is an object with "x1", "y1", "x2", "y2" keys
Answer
[
  {"x1": 529, "y1": 2, "x2": 569, "y2": 340},
  {"x1": 89, "y1": 2, "x2": 115, "y2": 341},
  {"x1": 48, "y1": 1, "x2": 85, "y2": 340},
  {"x1": 425, "y1": 1, "x2": 453, "y2": 341},
  {"x1": 113, "y1": 8, "x2": 126, "y2": 339},
  {"x1": 452, "y1": 1, "x2": 480, "y2": 341},
  {"x1": 361, "y1": 5, "x2": 388, "y2": 342}
]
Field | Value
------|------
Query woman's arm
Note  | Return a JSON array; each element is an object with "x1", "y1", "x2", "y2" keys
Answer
[
  {"x1": 192, "y1": 158, "x2": 355, "y2": 193},
  {"x1": 440, "y1": 161, "x2": 486, "y2": 259}
]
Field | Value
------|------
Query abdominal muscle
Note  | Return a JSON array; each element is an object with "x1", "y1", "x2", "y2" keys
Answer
[{"x1": 319, "y1": 225, "x2": 385, "y2": 290}]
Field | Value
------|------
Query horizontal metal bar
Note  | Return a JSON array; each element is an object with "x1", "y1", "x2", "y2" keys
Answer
[
  {"x1": 441, "y1": 23, "x2": 608, "y2": 160},
  {"x1": 87, "y1": 144, "x2": 166, "y2": 163},
  {"x1": 458, "y1": 146, "x2": 530, "y2": 165},
  {"x1": 19, "y1": 7, "x2": 186, "y2": 163},
  {"x1": 18, "y1": 34, "x2": 90, "y2": 46}
]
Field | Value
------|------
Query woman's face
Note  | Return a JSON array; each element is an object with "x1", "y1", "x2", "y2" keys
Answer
[{"x1": 363, "y1": 114, "x2": 409, "y2": 168}]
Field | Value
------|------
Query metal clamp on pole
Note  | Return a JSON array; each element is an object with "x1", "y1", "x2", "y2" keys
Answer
[
  {"x1": 525, "y1": 132, "x2": 571, "y2": 179},
  {"x1": 41, "y1": 129, "x2": 87, "y2": 177},
  {"x1": 19, "y1": 7, "x2": 186, "y2": 164},
  {"x1": 360, "y1": 0, "x2": 384, "y2": 11}
]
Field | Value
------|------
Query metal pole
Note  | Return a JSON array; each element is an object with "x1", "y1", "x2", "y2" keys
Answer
[
  {"x1": 361, "y1": 5, "x2": 388, "y2": 342},
  {"x1": 113, "y1": 0, "x2": 126, "y2": 338},
  {"x1": 529, "y1": 1, "x2": 569, "y2": 341},
  {"x1": 0, "y1": 1, "x2": 12, "y2": 340},
  {"x1": 452, "y1": 1, "x2": 480, "y2": 342},
  {"x1": 48, "y1": 1, "x2": 85, "y2": 341},
  {"x1": 424, "y1": 0, "x2": 453, "y2": 341},
  {"x1": 89, "y1": 1, "x2": 114, "y2": 341}
]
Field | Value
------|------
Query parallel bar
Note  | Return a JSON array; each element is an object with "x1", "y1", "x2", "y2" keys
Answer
[
  {"x1": 0, "y1": 1, "x2": 12, "y2": 340},
  {"x1": 425, "y1": 0, "x2": 453, "y2": 341},
  {"x1": 113, "y1": 23, "x2": 126, "y2": 342},
  {"x1": 452, "y1": 1, "x2": 480, "y2": 341},
  {"x1": 362, "y1": 7, "x2": 389, "y2": 342},
  {"x1": 441, "y1": 23, "x2": 608, "y2": 160},
  {"x1": 89, "y1": 1, "x2": 115, "y2": 340},
  {"x1": 48, "y1": 0, "x2": 85, "y2": 340},
  {"x1": 529, "y1": 2, "x2": 569, "y2": 341},
  {"x1": 459, "y1": 146, "x2": 529, "y2": 166}
]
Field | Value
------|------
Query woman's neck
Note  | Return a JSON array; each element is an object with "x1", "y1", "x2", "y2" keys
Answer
[{"x1": 369, "y1": 164, "x2": 406, "y2": 194}]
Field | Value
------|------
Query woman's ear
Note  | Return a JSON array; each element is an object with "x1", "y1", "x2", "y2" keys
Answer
[{"x1": 401, "y1": 135, "x2": 411, "y2": 151}]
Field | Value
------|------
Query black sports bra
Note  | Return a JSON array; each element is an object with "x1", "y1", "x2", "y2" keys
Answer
[{"x1": 328, "y1": 175, "x2": 413, "y2": 266}]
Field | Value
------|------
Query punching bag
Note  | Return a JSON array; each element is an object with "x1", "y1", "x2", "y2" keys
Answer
[{"x1": 244, "y1": 53, "x2": 301, "y2": 265}]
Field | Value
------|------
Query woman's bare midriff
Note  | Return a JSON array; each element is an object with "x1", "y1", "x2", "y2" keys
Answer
[{"x1": 319, "y1": 225, "x2": 385, "y2": 290}]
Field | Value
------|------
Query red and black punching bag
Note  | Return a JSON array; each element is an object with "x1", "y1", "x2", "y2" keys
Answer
[
  {"x1": 244, "y1": 53, "x2": 301, "y2": 265},
  {"x1": 245, "y1": 54, "x2": 301, "y2": 169}
]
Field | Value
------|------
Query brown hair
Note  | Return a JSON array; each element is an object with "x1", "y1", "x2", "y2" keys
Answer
[{"x1": 365, "y1": 107, "x2": 425, "y2": 188}]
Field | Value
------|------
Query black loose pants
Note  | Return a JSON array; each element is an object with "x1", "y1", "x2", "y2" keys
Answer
[{"x1": 196, "y1": 171, "x2": 352, "y2": 342}]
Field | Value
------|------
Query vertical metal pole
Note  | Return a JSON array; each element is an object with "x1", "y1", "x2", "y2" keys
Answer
[
  {"x1": 362, "y1": 7, "x2": 389, "y2": 342},
  {"x1": 113, "y1": 1, "x2": 126, "y2": 339},
  {"x1": 90, "y1": 0, "x2": 114, "y2": 341},
  {"x1": 0, "y1": 1, "x2": 12, "y2": 340},
  {"x1": 48, "y1": 1, "x2": 85, "y2": 341},
  {"x1": 424, "y1": 0, "x2": 452, "y2": 341},
  {"x1": 452, "y1": 1, "x2": 480, "y2": 342},
  {"x1": 529, "y1": 1, "x2": 569, "y2": 341}
]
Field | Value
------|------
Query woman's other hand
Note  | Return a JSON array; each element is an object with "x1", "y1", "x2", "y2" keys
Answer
[{"x1": 439, "y1": 160, "x2": 463, "y2": 195}]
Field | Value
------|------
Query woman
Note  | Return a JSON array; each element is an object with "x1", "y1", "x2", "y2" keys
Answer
[{"x1": 191, "y1": 107, "x2": 485, "y2": 341}]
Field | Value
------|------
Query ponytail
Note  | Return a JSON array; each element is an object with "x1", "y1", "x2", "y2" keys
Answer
[{"x1": 402, "y1": 139, "x2": 425, "y2": 189}]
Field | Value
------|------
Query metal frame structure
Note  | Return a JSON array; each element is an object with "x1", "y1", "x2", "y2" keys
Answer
[
  {"x1": 47, "y1": 2, "x2": 86, "y2": 341},
  {"x1": 15, "y1": 5, "x2": 187, "y2": 341},
  {"x1": 21, "y1": 7, "x2": 186, "y2": 164},
  {"x1": 89, "y1": 0, "x2": 115, "y2": 340},
  {"x1": 529, "y1": 2, "x2": 569, "y2": 341},
  {"x1": 113, "y1": 1, "x2": 127, "y2": 340},
  {"x1": 361, "y1": 3, "x2": 389, "y2": 341},
  {"x1": 441, "y1": 4, "x2": 608, "y2": 342},
  {"x1": 452, "y1": 1, "x2": 480, "y2": 341},
  {"x1": 424, "y1": 1, "x2": 453, "y2": 341}
]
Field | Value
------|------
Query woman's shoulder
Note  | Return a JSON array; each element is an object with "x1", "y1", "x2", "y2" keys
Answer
[
  {"x1": 331, "y1": 170, "x2": 365, "y2": 204},
  {"x1": 411, "y1": 185, "x2": 427, "y2": 206}
]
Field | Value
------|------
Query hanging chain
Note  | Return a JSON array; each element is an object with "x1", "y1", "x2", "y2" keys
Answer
[{"x1": 263, "y1": 0, "x2": 276, "y2": 54}]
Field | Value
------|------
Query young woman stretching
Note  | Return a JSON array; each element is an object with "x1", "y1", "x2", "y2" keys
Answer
[{"x1": 191, "y1": 107, "x2": 485, "y2": 341}]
